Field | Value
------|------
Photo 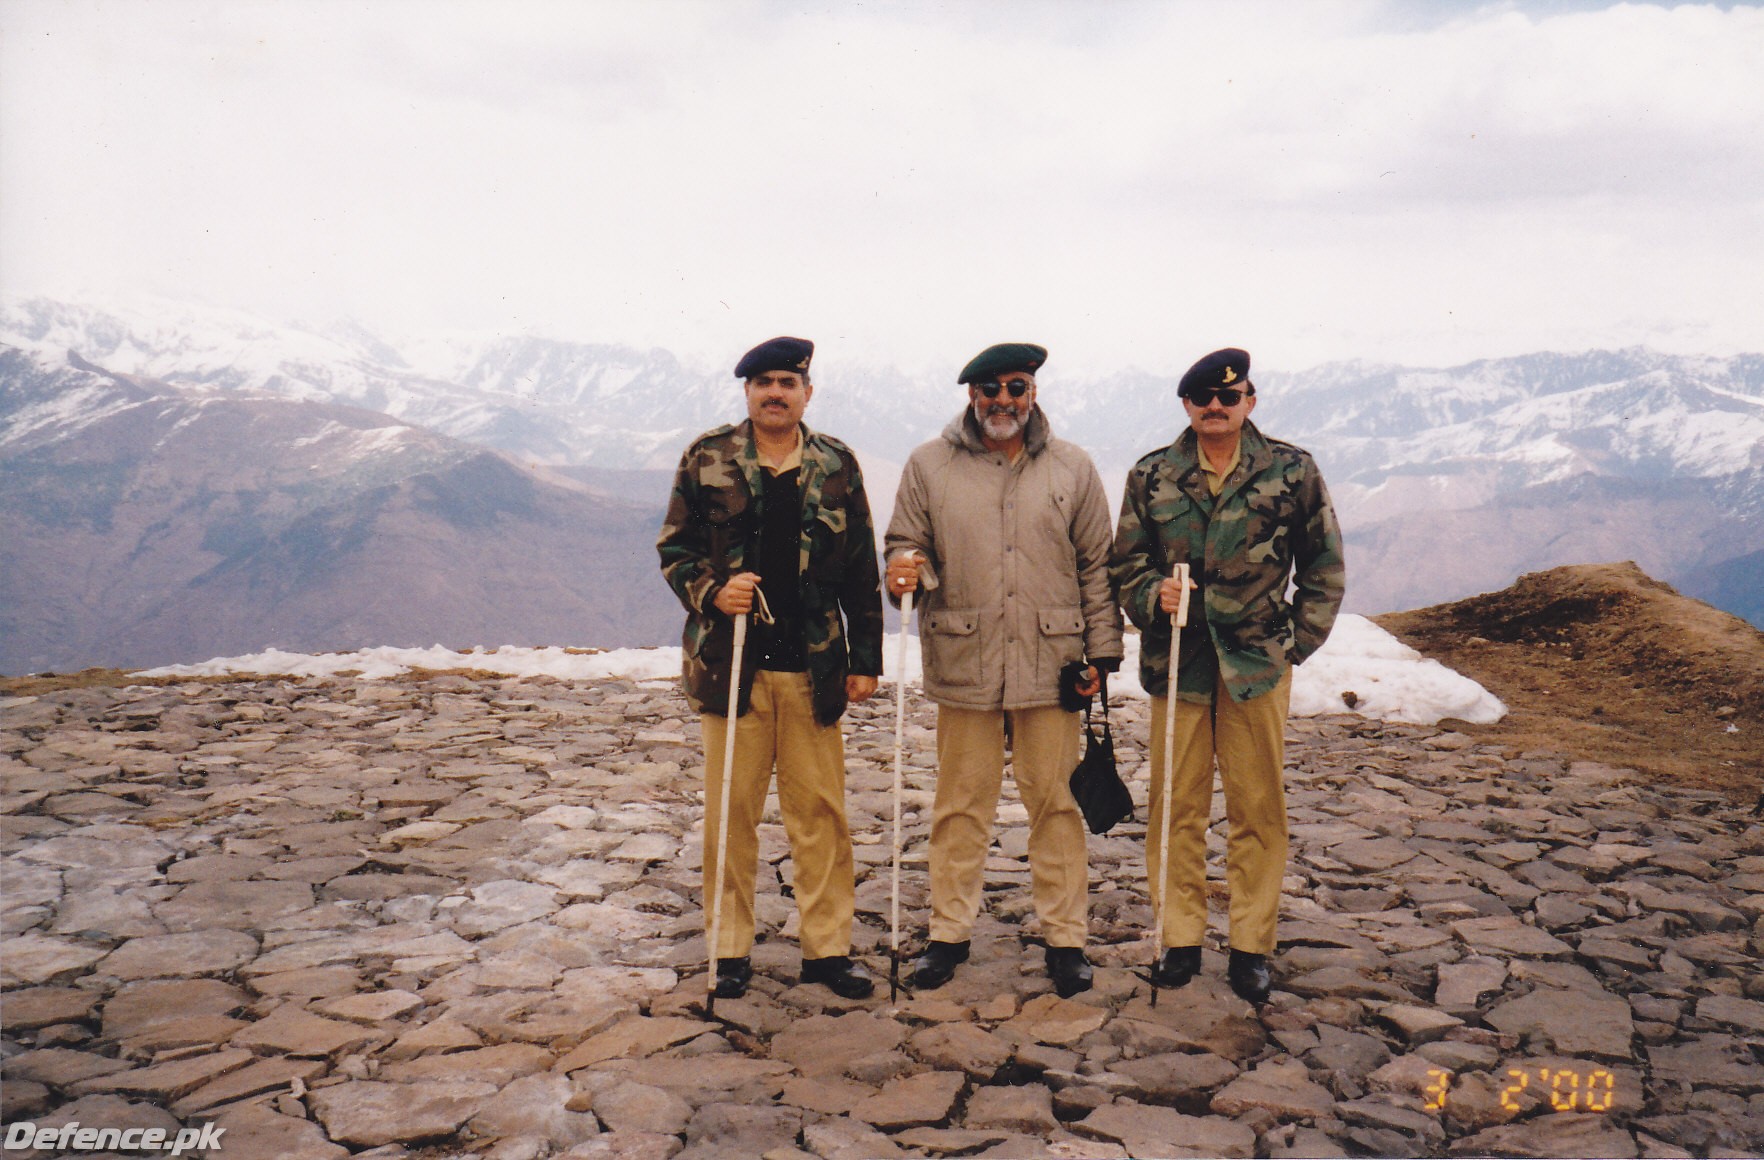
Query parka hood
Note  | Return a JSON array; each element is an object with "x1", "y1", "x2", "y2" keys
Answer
[{"x1": 941, "y1": 403, "x2": 1053, "y2": 456}]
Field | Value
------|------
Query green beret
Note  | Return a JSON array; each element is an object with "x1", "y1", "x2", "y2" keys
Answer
[{"x1": 958, "y1": 342, "x2": 1047, "y2": 385}]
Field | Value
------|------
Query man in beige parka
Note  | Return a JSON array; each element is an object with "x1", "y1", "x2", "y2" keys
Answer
[{"x1": 885, "y1": 342, "x2": 1123, "y2": 997}]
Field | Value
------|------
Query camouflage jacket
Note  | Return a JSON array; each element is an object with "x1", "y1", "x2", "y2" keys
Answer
[
  {"x1": 1111, "y1": 420, "x2": 1345, "y2": 703},
  {"x1": 657, "y1": 420, "x2": 883, "y2": 726}
]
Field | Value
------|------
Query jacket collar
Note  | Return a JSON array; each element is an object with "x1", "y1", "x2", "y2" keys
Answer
[
  {"x1": 734, "y1": 419, "x2": 829, "y2": 500},
  {"x1": 941, "y1": 404, "x2": 1052, "y2": 457},
  {"x1": 1165, "y1": 419, "x2": 1273, "y2": 504}
]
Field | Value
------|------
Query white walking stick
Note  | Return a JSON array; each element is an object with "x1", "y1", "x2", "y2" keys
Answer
[
  {"x1": 889, "y1": 587, "x2": 914, "y2": 1005},
  {"x1": 706, "y1": 586, "x2": 771, "y2": 1018},
  {"x1": 1151, "y1": 562, "x2": 1190, "y2": 1007}
]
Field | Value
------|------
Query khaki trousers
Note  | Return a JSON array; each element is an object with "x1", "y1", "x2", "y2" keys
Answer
[
  {"x1": 700, "y1": 669, "x2": 854, "y2": 960},
  {"x1": 1147, "y1": 670, "x2": 1291, "y2": 955},
  {"x1": 929, "y1": 705, "x2": 1088, "y2": 948}
]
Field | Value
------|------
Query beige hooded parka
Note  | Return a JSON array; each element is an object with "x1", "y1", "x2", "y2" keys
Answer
[{"x1": 885, "y1": 406, "x2": 1123, "y2": 711}]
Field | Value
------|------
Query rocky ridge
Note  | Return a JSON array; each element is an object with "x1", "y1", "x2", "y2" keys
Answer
[{"x1": 2, "y1": 673, "x2": 1761, "y2": 1159}]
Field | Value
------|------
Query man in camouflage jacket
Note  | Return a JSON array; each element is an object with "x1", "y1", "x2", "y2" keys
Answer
[
  {"x1": 1111, "y1": 347, "x2": 1344, "y2": 1004},
  {"x1": 657, "y1": 336, "x2": 884, "y2": 1002}
]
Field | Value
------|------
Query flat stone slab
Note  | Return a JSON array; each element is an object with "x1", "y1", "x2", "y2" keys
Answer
[
  {"x1": 1210, "y1": 1059, "x2": 1337, "y2": 1120},
  {"x1": 591, "y1": 1080, "x2": 695, "y2": 1135},
  {"x1": 1375, "y1": 1003, "x2": 1466, "y2": 1044},
  {"x1": 207, "y1": 1103, "x2": 350, "y2": 1160},
  {"x1": 309, "y1": 1079, "x2": 499, "y2": 1147},
  {"x1": 1332, "y1": 837, "x2": 1418, "y2": 872},
  {"x1": 1450, "y1": 1112, "x2": 1639, "y2": 1158},
  {"x1": 381, "y1": 1042, "x2": 553, "y2": 1085},
  {"x1": 314, "y1": 989, "x2": 424, "y2": 1024},
  {"x1": 1449, "y1": 916, "x2": 1574, "y2": 958},
  {"x1": 892, "y1": 1127, "x2": 1014, "y2": 1154},
  {"x1": 172, "y1": 1056, "x2": 330, "y2": 1116},
  {"x1": 1647, "y1": 1035, "x2": 1764, "y2": 1091},
  {"x1": 3, "y1": 1048, "x2": 136, "y2": 1087},
  {"x1": 1435, "y1": 956, "x2": 1508, "y2": 1015},
  {"x1": 998, "y1": 992, "x2": 1110, "y2": 1047},
  {"x1": 553, "y1": 1016, "x2": 712, "y2": 1072},
  {"x1": 102, "y1": 978, "x2": 250, "y2": 1039},
  {"x1": 1696, "y1": 994, "x2": 1764, "y2": 1034},
  {"x1": 0, "y1": 934, "x2": 111, "y2": 984},
  {"x1": 1078, "y1": 1103, "x2": 1256, "y2": 1158},
  {"x1": 1485, "y1": 987, "x2": 1636, "y2": 1059},
  {"x1": 74, "y1": 1047, "x2": 254, "y2": 1100},
  {"x1": 0, "y1": 986, "x2": 103, "y2": 1030},
  {"x1": 908, "y1": 1021, "x2": 1013, "y2": 1079},
  {"x1": 231, "y1": 1006, "x2": 385, "y2": 1057},
  {"x1": 851, "y1": 1069, "x2": 966, "y2": 1130},
  {"x1": 17, "y1": 831, "x2": 172, "y2": 870},
  {"x1": 1108, "y1": 1052, "x2": 1241, "y2": 1104},
  {"x1": 154, "y1": 878, "x2": 314, "y2": 931},
  {"x1": 965, "y1": 1083, "x2": 1058, "y2": 1135},
  {"x1": 770, "y1": 1011, "x2": 908, "y2": 1078},
  {"x1": 99, "y1": 929, "x2": 260, "y2": 979}
]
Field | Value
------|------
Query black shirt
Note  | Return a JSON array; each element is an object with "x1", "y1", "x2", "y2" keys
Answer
[{"x1": 752, "y1": 466, "x2": 808, "y2": 671}]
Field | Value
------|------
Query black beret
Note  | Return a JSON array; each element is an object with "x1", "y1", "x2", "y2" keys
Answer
[
  {"x1": 1178, "y1": 348, "x2": 1251, "y2": 398},
  {"x1": 734, "y1": 336, "x2": 813, "y2": 380},
  {"x1": 958, "y1": 342, "x2": 1047, "y2": 385}
]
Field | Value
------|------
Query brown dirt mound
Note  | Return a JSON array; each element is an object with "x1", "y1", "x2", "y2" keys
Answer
[{"x1": 1376, "y1": 560, "x2": 1764, "y2": 796}]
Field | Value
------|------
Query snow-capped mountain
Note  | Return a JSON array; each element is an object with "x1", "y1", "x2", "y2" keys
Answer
[
  {"x1": 4, "y1": 293, "x2": 1760, "y2": 659},
  {"x1": 0, "y1": 343, "x2": 678, "y2": 674},
  {"x1": 1, "y1": 296, "x2": 959, "y2": 472},
  {"x1": 10, "y1": 295, "x2": 1758, "y2": 488}
]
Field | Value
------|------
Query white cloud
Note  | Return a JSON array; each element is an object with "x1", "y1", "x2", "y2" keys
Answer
[{"x1": 2, "y1": 0, "x2": 1759, "y2": 376}]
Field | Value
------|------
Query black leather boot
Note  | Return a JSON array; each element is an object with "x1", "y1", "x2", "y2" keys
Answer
[
  {"x1": 801, "y1": 956, "x2": 875, "y2": 999},
  {"x1": 1227, "y1": 948, "x2": 1272, "y2": 1005},
  {"x1": 1150, "y1": 945, "x2": 1202, "y2": 988},
  {"x1": 909, "y1": 940, "x2": 969, "y2": 989},
  {"x1": 713, "y1": 956, "x2": 752, "y2": 999},
  {"x1": 1046, "y1": 946, "x2": 1094, "y2": 997}
]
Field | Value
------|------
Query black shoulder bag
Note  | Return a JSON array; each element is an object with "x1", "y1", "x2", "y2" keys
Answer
[{"x1": 1068, "y1": 674, "x2": 1134, "y2": 835}]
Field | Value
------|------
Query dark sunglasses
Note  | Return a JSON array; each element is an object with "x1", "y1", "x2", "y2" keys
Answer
[
  {"x1": 1187, "y1": 386, "x2": 1249, "y2": 407},
  {"x1": 977, "y1": 377, "x2": 1033, "y2": 399}
]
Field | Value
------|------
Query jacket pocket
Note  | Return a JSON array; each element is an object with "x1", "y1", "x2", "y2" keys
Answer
[
  {"x1": 924, "y1": 608, "x2": 982, "y2": 687},
  {"x1": 1037, "y1": 606, "x2": 1085, "y2": 695}
]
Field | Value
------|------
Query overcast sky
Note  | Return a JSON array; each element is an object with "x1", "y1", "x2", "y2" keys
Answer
[{"x1": 2, "y1": 0, "x2": 1759, "y2": 377}]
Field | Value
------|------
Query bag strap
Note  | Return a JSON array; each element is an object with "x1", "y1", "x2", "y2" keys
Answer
[{"x1": 1085, "y1": 672, "x2": 1111, "y2": 729}]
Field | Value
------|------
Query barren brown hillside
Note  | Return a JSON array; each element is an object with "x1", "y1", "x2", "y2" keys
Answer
[{"x1": 1375, "y1": 560, "x2": 1764, "y2": 795}]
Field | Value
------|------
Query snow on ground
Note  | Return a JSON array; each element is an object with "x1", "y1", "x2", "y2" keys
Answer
[{"x1": 138, "y1": 615, "x2": 1504, "y2": 726}]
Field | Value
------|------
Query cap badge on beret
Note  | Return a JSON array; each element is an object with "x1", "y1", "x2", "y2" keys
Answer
[{"x1": 1178, "y1": 347, "x2": 1252, "y2": 399}]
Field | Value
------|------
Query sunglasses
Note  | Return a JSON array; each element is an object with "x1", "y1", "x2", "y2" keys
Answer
[
  {"x1": 976, "y1": 377, "x2": 1033, "y2": 399},
  {"x1": 1187, "y1": 386, "x2": 1249, "y2": 407}
]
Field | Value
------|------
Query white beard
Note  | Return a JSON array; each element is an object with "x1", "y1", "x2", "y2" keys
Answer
[{"x1": 979, "y1": 408, "x2": 1024, "y2": 440}]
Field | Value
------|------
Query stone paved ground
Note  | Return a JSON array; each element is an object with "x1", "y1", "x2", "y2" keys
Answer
[{"x1": 2, "y1": 674, "x2": 1761, "y2": 1159}]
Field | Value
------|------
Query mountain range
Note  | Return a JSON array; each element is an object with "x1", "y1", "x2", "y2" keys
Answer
[
  {"x1": 0, "y1": 340, "x2": 673, "y2": 674},
  {"x1": 2, "y1": 295, "x2": 1759, "y2": 673}
]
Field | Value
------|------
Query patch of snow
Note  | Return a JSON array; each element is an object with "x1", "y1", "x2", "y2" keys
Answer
[{"x1": 134, "y1": 615, "x2": 1503, "y2": 727}]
